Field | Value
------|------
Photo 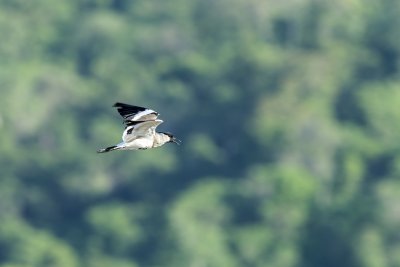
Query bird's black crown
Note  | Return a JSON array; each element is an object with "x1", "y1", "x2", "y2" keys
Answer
[{"x1": 160, "y1": 132, "x2": 174, "y2": 138}]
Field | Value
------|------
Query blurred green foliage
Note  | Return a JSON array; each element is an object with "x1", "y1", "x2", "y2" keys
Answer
[{"x1": 0, "y1": 0, "x2": 400, "y2": 266}]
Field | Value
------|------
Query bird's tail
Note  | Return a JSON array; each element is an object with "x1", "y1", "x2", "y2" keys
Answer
[{"x1": 97, "y1": 145, "x2": 119, "y2": 153}]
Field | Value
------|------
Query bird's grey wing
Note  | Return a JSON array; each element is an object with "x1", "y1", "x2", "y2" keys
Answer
[
  {"x1": 122, "y1": 119, "x2": 163, "y2": 142},
  {"x1": 114, "y1": 102, "x2": 159, "y2": 124}
]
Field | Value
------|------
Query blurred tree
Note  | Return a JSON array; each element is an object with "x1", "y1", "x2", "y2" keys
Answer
[{"x1": 0, "y1": 0, "x2": 400, "y2": 266}]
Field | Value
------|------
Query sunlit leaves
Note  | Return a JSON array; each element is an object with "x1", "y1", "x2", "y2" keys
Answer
[
  {"x1": 0, "y1": 219, "x2": 78, "y2": 267},
  {"x1": 0, "y1": 0, "x2": 399, "y2": 266}
]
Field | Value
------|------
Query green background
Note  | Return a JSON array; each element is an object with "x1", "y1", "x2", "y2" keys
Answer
[{"x1": 0, "y1": 0, "x2": 399, "y2": 266}]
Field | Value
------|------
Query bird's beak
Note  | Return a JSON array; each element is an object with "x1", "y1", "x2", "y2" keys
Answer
[{"x1": 171, "y1": 137, "x2": 181, "y2": 145}]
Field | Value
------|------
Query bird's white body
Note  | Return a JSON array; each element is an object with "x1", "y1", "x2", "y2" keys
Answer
[
  {"x1": 116, "y1": 138, "x2": 153, "y2": 150},
  {"x1": 97, "y1": 103, "x2": 180, "y2": 153},
  {"x1": 114, "y1": 132, "x2": 171, "y2": 150}
]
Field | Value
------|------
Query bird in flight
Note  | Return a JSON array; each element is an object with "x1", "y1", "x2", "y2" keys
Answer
[{"x1": 97, "y1": 102, "x2": 180, "y2": 153}]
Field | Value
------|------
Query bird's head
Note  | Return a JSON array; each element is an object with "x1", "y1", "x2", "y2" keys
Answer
[{"x1": 161, "y1": 132, "x2": 181, "y2": 145}]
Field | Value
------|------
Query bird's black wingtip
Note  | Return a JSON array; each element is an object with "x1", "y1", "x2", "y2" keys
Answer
[
  {"x1": 112, "y1": 102, "x2": 147, "y2": 111},
  {"x1": 113, "y1": 102, "x2": 124, "y2": 107}
]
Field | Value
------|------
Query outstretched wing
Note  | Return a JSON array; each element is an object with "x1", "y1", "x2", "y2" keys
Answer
[
  {"x1": 114, "y1": 102, "x2": 159, "y2": 124},
  {"x1": 122, "y1": 119, "x2": 163, "y2": 142}
]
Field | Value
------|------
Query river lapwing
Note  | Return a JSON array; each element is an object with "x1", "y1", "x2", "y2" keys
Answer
[{"x1": 97, "y1": 102, "x2": 180, "y2": 153}]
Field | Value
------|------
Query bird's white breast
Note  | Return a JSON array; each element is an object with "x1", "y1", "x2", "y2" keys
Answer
[{"x1": 124, "y1": 137, "x2": 153, "y2": 150}]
